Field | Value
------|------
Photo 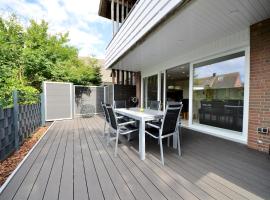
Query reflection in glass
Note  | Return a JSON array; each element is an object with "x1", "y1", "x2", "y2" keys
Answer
[
  {"x1": 193, "y1": 52, "x2": 245, "y2": 132},
  {"x1": 160, "y1": 73, "x2": 164, "y2": 110},
  {"x1": 143, "y1": 75, "x2": 158, "y2": 108},
  {"x1": 166, "y1": 64, "x2": 190, "y2": 120}
]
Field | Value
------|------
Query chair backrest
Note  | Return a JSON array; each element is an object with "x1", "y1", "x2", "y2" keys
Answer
[
  {"x1": 149, "y1": 100, "x2": 160, "y2": 110},
  {"x1": 106, "y1": 105, "x2": 118, "y2": 130},
  {"x1": 114, "y1": 100, "x2": 126, "y2": 108},
  {"x1": 161, "y1": 102, "x2": 183, "y2": 136},
  {"x1": 101, "y1": 103, "x2": 110, "y2": 123}
]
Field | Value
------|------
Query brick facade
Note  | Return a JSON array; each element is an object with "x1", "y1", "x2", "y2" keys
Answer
[{"x1": 248, "y1": 18, "x2": 270, "y2": 153}]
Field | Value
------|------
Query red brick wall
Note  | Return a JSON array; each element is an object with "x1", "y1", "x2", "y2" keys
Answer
[{"x1": 248, "y1": 18, "x2": 270, "y2": 153}]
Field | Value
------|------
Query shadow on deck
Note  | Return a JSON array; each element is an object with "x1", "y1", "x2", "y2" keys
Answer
[{"x1": 0, "y1": 116, "x2": 269, "y2": 200}]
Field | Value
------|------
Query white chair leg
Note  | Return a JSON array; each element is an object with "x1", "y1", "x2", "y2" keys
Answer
[
  {"x1": 114, "y1": 130, "x2": 119, "y2": 157},
  {"x1": 127, "y1": 133, "x2": 131, "y2": 141},
  {"x1": 177, "y1": 128, "x2": 181, "y2": 156},
  {"x1": 159, "y1": 138, "x2": 164, "y2": 165}
]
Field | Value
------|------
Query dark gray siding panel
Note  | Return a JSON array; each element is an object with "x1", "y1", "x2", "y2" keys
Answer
[{"x1": 113, "y1": 85, "x2": 136, "y2": 107}]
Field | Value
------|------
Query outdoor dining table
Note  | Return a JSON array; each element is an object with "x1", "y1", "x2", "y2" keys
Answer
[{"x1": 115, "y1": 108, "x2": 178, "y2": 160}]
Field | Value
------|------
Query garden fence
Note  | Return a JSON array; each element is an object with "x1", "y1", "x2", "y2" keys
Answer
[{"x1": 0, "y1": 91, "x2": 44, "y2": 161}]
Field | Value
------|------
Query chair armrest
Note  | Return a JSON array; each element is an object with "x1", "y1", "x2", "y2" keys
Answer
[
  {"x1": 116, "y1": 116, "x2": 124, "y2": 119},
  {"x1": 146, "y1": 122, "x2": 160, "y2": 129},
  {"x1": 119, "y1": 120, "x2": 136, "y2": 126}
]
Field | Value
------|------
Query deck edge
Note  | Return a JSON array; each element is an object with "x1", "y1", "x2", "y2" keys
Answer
[{"x1": 0, "y1": 121, "x2": 56, "y2": 194}]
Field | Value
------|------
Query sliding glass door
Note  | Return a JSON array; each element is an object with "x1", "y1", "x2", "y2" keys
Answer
[
  {"x1": 143, "y1": 74, "x2": 158, "y2": 108},
  {"x1": 192, "y1": 52, "x2": 245, "y2": 132}
]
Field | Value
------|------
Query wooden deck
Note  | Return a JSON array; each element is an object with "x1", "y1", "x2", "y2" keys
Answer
[{"x1": 0, "y1": 116, "x2": 269, "y2": 200}]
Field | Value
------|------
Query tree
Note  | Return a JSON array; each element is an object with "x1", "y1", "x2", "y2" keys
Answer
[
  {"x1": 0, "y1": 15, "x2": 35, "y2": 107},
  {"x1": 0, "y1": 15, "x2": 102, "y2": 107},
  {"x1": 23, "y1": 19, "x2": 102, "y2": 89}
]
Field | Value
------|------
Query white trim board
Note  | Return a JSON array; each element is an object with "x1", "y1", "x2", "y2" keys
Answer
[
  {"x1": 186, "y1": 123, "x2": 246, "y2": 144},
  {"x1": 0, "y1": 121, "x2": 56, "y2": 194}
]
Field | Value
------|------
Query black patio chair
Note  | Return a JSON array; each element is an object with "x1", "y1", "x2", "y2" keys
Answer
[
  {"x1": 113, "y1": 100, "x2": 127, "y2": 120},
  {"x1": 101, "y1": 102, "x2": 110, "y2": 137},
  {"x1": 106, "y1": 105, "x2": 138, "y2": 157},
  {"x1": 145, "y1": 102, "x2": 183, "y2": 165},
  {"x1": 113, "y1": 99, "x2": 136, "y2": 140},
  {"x1": 167, "y1": 101, "x2": 183, "y2": 146}
]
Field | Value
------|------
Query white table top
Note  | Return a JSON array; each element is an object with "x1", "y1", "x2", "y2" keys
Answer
[{"x1": 115, "y1": 108, "x2": 163, "y2": 121}]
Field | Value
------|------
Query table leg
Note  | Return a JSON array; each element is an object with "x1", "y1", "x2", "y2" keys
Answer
[{"x1": 139, "y1": 118, "x2": 145, "y2": 160}]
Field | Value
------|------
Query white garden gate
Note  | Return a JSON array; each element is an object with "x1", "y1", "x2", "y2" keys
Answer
[
  {"x1": 43, "y1": 82, "x2": 73, "y2": 121},
  {"x1": 43, "y1": 82, "x2": 104, "y2": 121}
]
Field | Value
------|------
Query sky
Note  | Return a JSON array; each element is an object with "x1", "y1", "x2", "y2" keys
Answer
[
  {"x1": 0, "y1": 0, "x2": 112, "y2": 58},
  {"x1": 194, "y1": 56, "x2": 246, "y2": 83}
]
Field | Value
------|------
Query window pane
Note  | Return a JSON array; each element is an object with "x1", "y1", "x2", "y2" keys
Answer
[
  {"x1": 143, "y1": 75, "x2": 158, "y2": 108},
  {"x1": 193, "y1": 52, "x2": 245, "y2": 132},
  {"x1": 147, "y1": 75, "x2": 158, "y2": 107},
  {"x1": 143, "y1": 77, "x2": 147, "y2": 108},
  {"x1": 160, "y1": 73, "x2": 164, "y2": 110}
]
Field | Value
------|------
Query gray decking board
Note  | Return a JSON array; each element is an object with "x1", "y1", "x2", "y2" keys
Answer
[
  {"x1": 73, "y1": 119, "x2": 89, "y2": 200},
  {"x1": 0, "y1": 116, "x2": 270, "y2": 200},
  {"x1": 14, "y1": 122, "x2": 61, "y2": 200},
  {"x1": 42, "y1": 121, "x2": 69, "y2": 200},
  {"x1": 151, "y1": 150, "x2": 244, "y2": 200},
  {"x1": 81, "y1": 118, "x2": 120, "y2": 200},
  {"x1": 186, "y1": 129, "x2": 270, "y2": 170},
  {"x1": 77, "y1": 119, "x2": 104, "y2": 200},
  {"x1": 191, "y1": 130, "x2": 269, "y2": 168},
  {"x1": 147, "y1": 154, "x2": 215, "y2": 200},
  {"x1": 88, "y1": 119, "x2": 168, "y2": 200},
  {"x1": 82, "y1": 119, "x2": 136, "y2": 200},
  {"x1": 154, "y1": 151, "x2": 232, "y2": 200},
  {"x1": 58, "y1": 120, "x2": 74, "y2": 200},
  {"x1": 90, "y1": 119, "x2": 152, "y2": 200},
  {"x1": 90, "y1": 117, "x2": 166, "y2": 200},
  {"x1": 184, "y1": 145, "x2": 270, "y2": 194},
  {"x1": 187, "y1": 133, "x2": 270, "y2": 185},
  {"x1": 179, "y1": 135, "x2": 270, "y2": 198},
  {"x1": 0, "y1": 122, "x2": 57, "y2": 200},
  {"x1": 27, "y1": 120, "x2": 65, "y2": 200},
  {"x1": 167, "y1": 150, "x2": 265, "y2": 200}
]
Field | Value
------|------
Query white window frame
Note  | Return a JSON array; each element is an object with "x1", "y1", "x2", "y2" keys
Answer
[
  {"x1": 140, "y1": 47, "x2": 249, "y2": 144},
  {"x1": 189, "y1": 47, "x2": 250, "y2": 144},
  {"x1": 141, "y1": 73, "x2": 159, "y2": 108}
]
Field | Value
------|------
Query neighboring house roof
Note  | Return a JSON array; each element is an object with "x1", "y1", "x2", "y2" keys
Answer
[
  {"x1": 195, "y1": 72, "x2": 243, "y2": 89},
  {"x1": 79, "y1": 57, "x2": 112, "y2": 85}
]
